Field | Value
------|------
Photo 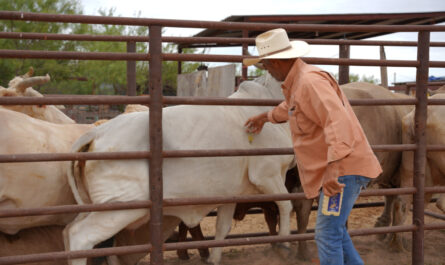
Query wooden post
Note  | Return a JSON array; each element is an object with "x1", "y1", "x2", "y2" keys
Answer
[
  {"x1": 338, "y1": 44, "x2": 350, "y2": 85},
  {"x1": 126, "y1": 41, "x2": 136, "y2": 96},
  {"x1": 177, "y1": 46, "x2": 182, "y2": 75},
  {"x1": 242, "y1": 30, "x2": 248, "y2": 82},
  {"x1": 380, "y1": 45, "x2": 388, "y2": 88}
]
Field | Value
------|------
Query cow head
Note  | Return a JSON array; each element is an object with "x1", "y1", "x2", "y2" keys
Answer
[{"x1": 1, "y1": 67, "x2": 75, "y2": 124}]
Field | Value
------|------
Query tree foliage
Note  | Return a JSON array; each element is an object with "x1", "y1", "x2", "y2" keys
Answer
[
  {"x1": 0, "y1": 1, "x2": 200, "y2": 95},
  {"x1": 0, "y1": 0, "x2": 83, "y2": 87}
]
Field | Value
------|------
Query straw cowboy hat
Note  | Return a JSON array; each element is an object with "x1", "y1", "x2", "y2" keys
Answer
[{"x1": 243, "y1": 28, "x2": 310, "y2": 66}]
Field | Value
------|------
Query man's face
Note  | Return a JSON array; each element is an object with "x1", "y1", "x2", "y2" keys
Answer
[{"x1": 262, "y1": 59, "x2": 292, "y2": 81}]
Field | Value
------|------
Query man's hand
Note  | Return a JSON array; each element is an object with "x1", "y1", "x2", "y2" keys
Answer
[
  {"x1": 244, "y1": 112, "x2": 268, "y2": 134},
  {"x1": 323, "y1": 161, "x2": 345, "y2": 196}
]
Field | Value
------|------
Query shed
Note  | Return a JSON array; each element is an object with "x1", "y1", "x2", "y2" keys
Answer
[{"x1": 178, "y1": 12, "x2": 445, "y2": 84}]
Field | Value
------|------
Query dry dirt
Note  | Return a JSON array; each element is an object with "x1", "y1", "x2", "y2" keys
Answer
[{"x1": 142, "y1": 195, "x2": 445, "y2": 265}]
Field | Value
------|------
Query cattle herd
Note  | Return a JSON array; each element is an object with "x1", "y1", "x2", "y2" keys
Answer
[{"x1": 0, "y1": 67, "x2": 444, "y2": 265}]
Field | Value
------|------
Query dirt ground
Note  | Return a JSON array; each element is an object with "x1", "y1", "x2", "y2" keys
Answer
[{"x1": 142, "y1": 195, "x2": 445, "y2": 265}]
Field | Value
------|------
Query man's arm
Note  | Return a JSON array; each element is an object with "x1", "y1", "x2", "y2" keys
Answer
[
  {"x1": 245, "y1": 112, "x2": 268, "y2": 134},
  {"x1": 245, "y1": 100, "x2": 289, "y2": 134}
]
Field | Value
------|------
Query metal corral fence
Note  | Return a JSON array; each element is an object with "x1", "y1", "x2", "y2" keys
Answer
[{"x1": 0, "y1": 11, "x2": 445, "y2": 265}]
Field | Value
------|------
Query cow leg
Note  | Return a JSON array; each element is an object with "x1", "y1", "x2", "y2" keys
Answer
[
  {"x1": 389, "y1": 195, "x2": 410, "y2": 252},
  {"x1": 189, "y1": 224, "x2": 210, "y2": 259},
  {"x1": 375, "y1": 193, "x2": 396, "y2": 241},
  {"x1": 207, "y1": 204, "x2": 236, "y2": 265},
  {"x1": 176, "y1": 222, "x2": 209, "y2": 260},
  {"x1": 176, "y1": 222, "x2": 190, "y2": 260},
  {"x1": 291, "y1": 186, "x2": 313, "y2": 261},
  {"x1": 64, "y1": 209, "x2": 147, "y2": 265},
  {"x1": 263, "y1": 203, "x2": 278, "y2": 236},
  {"x1": 254, "y1": 180, "x2": 292, "y2": 243},
  {"x1": 437, "y1": 194, "x2": 445, "y2": 213},
  {"x1": 253, "y1": 179, "x2": 292, "y2": 259},
  {"x1": 429, "y1": 162, "x2": 445, "y2": 213}
]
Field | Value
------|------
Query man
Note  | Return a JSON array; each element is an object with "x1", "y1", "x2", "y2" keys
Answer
[{"x1": 244, "y1": 28, "x2": 382, "y2": 265}]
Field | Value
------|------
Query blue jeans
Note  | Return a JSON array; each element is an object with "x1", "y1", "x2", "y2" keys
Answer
[{"x1": 315, "y1": 175, "x2": 371, "y2": 265}]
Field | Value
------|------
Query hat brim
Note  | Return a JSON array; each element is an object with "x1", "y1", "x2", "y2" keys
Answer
[{"x1": 243, "y1": 40, "x2": 310, "y2": 66}]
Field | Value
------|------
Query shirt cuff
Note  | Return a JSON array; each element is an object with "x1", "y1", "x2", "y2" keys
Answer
[{"x1": 267, "y1": 109, "x2": 279, "y2": 124}]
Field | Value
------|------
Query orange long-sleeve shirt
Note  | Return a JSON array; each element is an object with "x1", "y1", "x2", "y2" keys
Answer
[{"x1": 267, "y1": 59, "x2": 382, "y2": 199}]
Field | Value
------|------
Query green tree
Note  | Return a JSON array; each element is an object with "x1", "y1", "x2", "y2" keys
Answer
[
  {"x1": 248, "y1": 66, "x2": 266, "y2": 79},
  {"x1": 0, "y1": 0, "x2": 83, "y2": 87},
  {"x1": 0, "y1": 2, "x2": 201, "y2": 96}
]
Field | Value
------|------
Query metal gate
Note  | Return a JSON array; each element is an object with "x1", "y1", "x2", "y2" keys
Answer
[{"x1": 0, "y1": 11, "x2": 445, "y2": 265}]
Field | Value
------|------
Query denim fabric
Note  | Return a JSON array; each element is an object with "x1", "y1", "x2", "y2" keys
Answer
[{"x1": 315, "y1": 175, "x2": 371, "y2": 265}]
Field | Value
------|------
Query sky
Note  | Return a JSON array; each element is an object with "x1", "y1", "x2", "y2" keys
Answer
[{"x1": 79, "y1": 0, "x2": 445, "y2": 84}]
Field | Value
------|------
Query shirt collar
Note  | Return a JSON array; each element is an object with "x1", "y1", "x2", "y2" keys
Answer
[{"x1": 281, "y1": 58, "x2": 307, "y2": 91}]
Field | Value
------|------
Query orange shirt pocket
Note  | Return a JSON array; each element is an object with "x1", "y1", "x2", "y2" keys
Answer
[{"x1": 288, "y1": 105, "x2": 316, "y2": 135}]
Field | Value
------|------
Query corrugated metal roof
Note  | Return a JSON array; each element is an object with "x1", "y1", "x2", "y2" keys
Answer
[{"x1": 184, "y1": 12, "x2": 445, "y2": 48}]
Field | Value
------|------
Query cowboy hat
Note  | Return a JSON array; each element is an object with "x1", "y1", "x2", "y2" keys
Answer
[{"x1": 243, "y1": 28, "x2": 310, "y2": 66}]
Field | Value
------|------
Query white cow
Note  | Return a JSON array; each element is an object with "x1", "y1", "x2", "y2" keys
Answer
[
  {"x1": 0, "y1": 67, "x2": 75, "y2": 124},
  {"x1": 391, "y1": 93, "x2": 445, "y2": 250},
  {"x1": 64, "y1": 74, "x2": 294, "y2": 265},
  {"x1": 0, "y1": 69, "x2": 90, "y2": 234},
  {"x1": 0, "y1": 108, "x2": 93, "y2": 234},
  {"x1": 429, "y1": 85, "x2": 445, "y2": 95},
  {"x1": 0, "y1": 71, "x2": 157, "y2": 263}
]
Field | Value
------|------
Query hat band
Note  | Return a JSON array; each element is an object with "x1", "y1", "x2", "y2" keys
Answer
[{"x1": 260, "y1": 44, "x2": 292, "y2": 58}]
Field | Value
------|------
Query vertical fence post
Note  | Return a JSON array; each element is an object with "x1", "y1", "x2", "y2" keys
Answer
[
  {"x1": 127, "y1": 41, "x2": 137, "y2": 96},
  {"x1": 177, "y1": 46, "x2": 182, "y2": 75},
  {"x1": 379, "y1": 45, "x2": 388, "y2": 88},
  {"x1": 412, "y1": 30, "x2": 430, "y2": 265},
  {"x1": 149, "y1": 25, "x2": 164, "y2": 265},
  {"x1": 242, "y1": 30, "x2": 249, "y2": 82},
  {"x1": 338, "y1": 43, "x2": 350, "y2": 85}
]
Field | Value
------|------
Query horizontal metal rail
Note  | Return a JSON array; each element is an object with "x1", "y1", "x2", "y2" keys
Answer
[
  {"x1": 0, "y1": 201, "x2": 152, "y2": 218},
  {"x1": 0, "y1": 49, "x2": 434, "y2": 68},
  {"x1": 2, "y1": 32, "x2": 445, "y2": 47},
  {"x1": 1, "y1": 11, "x2": 445, "y2": 32},
  {"x1": 5, "y1": 95, "x2": 445, "y2": 106},
  {"x1": 0, "y1": 224, "x2": 420, "y2": 265},
  {"x1": 3, "y1": 222, "x2": 444, "y2": 265},
  {"x1": 0, "y1": 188, "x2": 420, "y2": 218},
  {"x1": 174, "y1": 218, "x2": 445, "y2": 241},
  {"x1": 3, "y1": 144, "x2": 445, "y2": 163},
  {"x1": 0, "y1": 244, "x2": 152, "y2": 265},
  {"x1": 424, "y1": 210, "x2": 445, "y2": 221},
  {"x1": 0, "y1": 198, "x2": 389, "y2": 220}
]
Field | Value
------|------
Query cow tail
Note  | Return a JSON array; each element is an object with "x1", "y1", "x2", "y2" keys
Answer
[{"x1": 67, "y1": 130, "x2": 96, "y2": 205}]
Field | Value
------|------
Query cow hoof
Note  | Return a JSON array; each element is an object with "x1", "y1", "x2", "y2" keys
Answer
[
  {"x1": 385, "y1": 233, "x2": 409, "y2": 252},
  {"x1": 198, "y1": 248, "x2": 210, "y2": 259},
  {"x1": 376, "y1": 233, "x2": 387, "y2": 241},
  {"x1": 205, "y1": 256, "x2": 219, "y2": 265},
  {"x1": 296, "y1": 247, "x2": 311, "y2": 261},
  {"x1": 374, "y1": 220, "x2": 390, "y2": 241},
  {"x1": 272, "y1": 243, "x2": 292, "y2": 260},
  {"x1": 176, "y1": 250, "x2": 190, "y2": 260},
  {"x1": 290, "y1": 241, "x2": 311, "y2": 261}
]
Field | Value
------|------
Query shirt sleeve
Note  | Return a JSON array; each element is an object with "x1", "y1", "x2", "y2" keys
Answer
[
  {"x1": 297, "y1": 73, "x2": 356, "y2": 163},
  {"x1": 267, "y1": 101, "x2": 289, "y2": 124}
]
